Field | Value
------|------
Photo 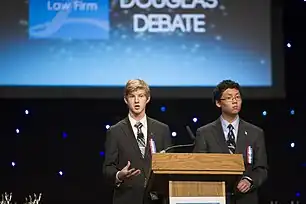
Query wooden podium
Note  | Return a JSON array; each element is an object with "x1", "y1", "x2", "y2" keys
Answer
[{"x1": 146, "y1": 153, "x2": 245, "y2": 204}]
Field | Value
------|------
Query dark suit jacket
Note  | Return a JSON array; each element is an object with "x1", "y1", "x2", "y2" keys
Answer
[
  {"x1": 103, "y1": 116, "x2": 172, "y2": 204},
  {"x1": 193, "y1": 118, "x2": 268, "y2": 204}
]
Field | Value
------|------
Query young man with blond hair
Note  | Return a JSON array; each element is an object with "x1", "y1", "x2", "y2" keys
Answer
[{"x1": 103, "y1": 79, "x2": 172, "y2": 204}]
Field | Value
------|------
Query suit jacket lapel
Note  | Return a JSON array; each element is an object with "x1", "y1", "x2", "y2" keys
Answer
[
  {"x1": 144, "y1": 117, "x2": 154, "y2": 159},
  {"x1": 143, "y1": 117, "x2": 153, "y2": 181},
  {"x1": 213, "y1": 119, "x2": 230, "y2": 153},
  {"x1": 236, "y1": 119, "x2": 247, "y2": 154},
  {"x1": 121, "y1": 117, "x2": 143, "y2": 159}
]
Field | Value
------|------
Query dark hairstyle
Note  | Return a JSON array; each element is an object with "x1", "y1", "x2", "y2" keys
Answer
[{"x1": 213, "y1": 80, "x2": 242, "y2": 102}]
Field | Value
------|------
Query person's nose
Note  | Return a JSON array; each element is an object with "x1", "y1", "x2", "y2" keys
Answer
[{"x1": 135, "y1": 96, "x2": 139, "y2": 103}]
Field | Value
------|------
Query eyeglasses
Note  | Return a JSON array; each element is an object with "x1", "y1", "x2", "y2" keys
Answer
[{"x1": 220, "y1": 95, "x2": 241, "y2": 102}]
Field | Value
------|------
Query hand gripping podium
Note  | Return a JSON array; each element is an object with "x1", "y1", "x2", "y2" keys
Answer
[{"x1": 146, "y1": 153, "x2": 245, "y2": 204}]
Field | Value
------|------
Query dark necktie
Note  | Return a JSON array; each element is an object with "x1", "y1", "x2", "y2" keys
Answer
[
  {"x1": 135, "y1": 122, "x2": 145, "y2": 157},
  {"x1": 227, "y1": 124, "x2": 236, "y2": 154}
]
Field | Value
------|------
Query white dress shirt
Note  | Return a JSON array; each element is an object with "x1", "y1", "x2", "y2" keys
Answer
[
  {"x1": 128, "y1": 114, "x2": 147, "y2": 146},
  {"x1": 220, "y1": 115, "x2": 239, "y2": 143}
]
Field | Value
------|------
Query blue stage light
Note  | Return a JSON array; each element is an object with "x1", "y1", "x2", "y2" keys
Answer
[
  {"x1": 160, "y1": 106, "x2": 166, "y2": 112},
  {"x1": 62, "y1": 132, "x2": 68, "y2": 139},
  {"x1": 290, "y1": 109, "x2": 295, "y2": 115}
]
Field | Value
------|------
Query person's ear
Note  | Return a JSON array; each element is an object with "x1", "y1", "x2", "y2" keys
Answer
[
  {"x1": 216, "y1": 100, "x2": 221, "y2": 108},
  {"x1": 146, "y1": 96, "x2": 151, "y2": 104}
]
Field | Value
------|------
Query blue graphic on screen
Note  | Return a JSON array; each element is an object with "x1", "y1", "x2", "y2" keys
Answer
[
  {"x1": 29, "y1": 0, "x2": 109, "y2": 39},
  {"x1": 0, "y1": 0, "x2": 272, "y2": 87}
]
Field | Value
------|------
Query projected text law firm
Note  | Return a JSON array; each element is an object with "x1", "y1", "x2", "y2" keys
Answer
[{"x1": 47, "y1": 1, "x2": 99, "y2": 11}]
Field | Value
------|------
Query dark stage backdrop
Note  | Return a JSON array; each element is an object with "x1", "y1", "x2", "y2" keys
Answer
[{"x1": 0, "y1": 99, "x2": 305, "y2": 204}]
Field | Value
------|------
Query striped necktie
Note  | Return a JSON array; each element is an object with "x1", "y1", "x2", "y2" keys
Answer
[
  {"x1": 227, "y1": 124, "x2": 236, "y2": 154},
  {"x1": 135, "y1": 122, "x2": 145, "y2": 157}
]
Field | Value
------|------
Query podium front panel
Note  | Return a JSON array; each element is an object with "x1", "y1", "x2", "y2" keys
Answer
[{"x1": 168, "y1": 181, "x2": 226, "y2": 204}]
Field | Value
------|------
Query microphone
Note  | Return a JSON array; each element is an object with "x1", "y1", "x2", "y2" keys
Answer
[
  {"x1": 186, "y1": 125, "x2": 196, "y2": 140},
  {"x1": 159, "y1": 126, "x2": 196, "y2": 153}
]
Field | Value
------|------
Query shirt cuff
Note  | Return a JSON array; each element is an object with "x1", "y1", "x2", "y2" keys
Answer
[
  {"x1": 242, "y1": 176, "x2": 254, "y2": 188},
  {"x1": 116, "y1": 171, "x2": 123, "y2": 184},
  {"x1": 242, "y1": 176, "x2": 252, "y2": 181}
]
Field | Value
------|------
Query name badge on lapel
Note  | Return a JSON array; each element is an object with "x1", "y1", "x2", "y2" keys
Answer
[
  {"x1": 247, "y1": 146, "x2": 253, "y2": 165},
  {"x1": 149, "y1": 138, "x2": 156, "y2": 154}
]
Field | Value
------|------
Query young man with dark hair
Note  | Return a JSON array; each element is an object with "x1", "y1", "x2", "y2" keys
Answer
[
  {"x1": 103, "y1": 79, "x2": 172, "y2": 204},
  {"x1": 193, "y1": 79, "x2": 268, "y2": 204}
]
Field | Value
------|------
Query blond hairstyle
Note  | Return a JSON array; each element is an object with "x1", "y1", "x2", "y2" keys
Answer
[{"x1": 124, "y1": 79, "x2": 150, "y2": 98}]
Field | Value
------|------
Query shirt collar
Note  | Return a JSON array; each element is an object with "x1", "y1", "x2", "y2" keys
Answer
[
  {"x1": 220, "y1": 115, "x2": 239, "y2": 131},
  {"x1": 128, "y1": 114, "x2": 147, "y2": 129}
]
